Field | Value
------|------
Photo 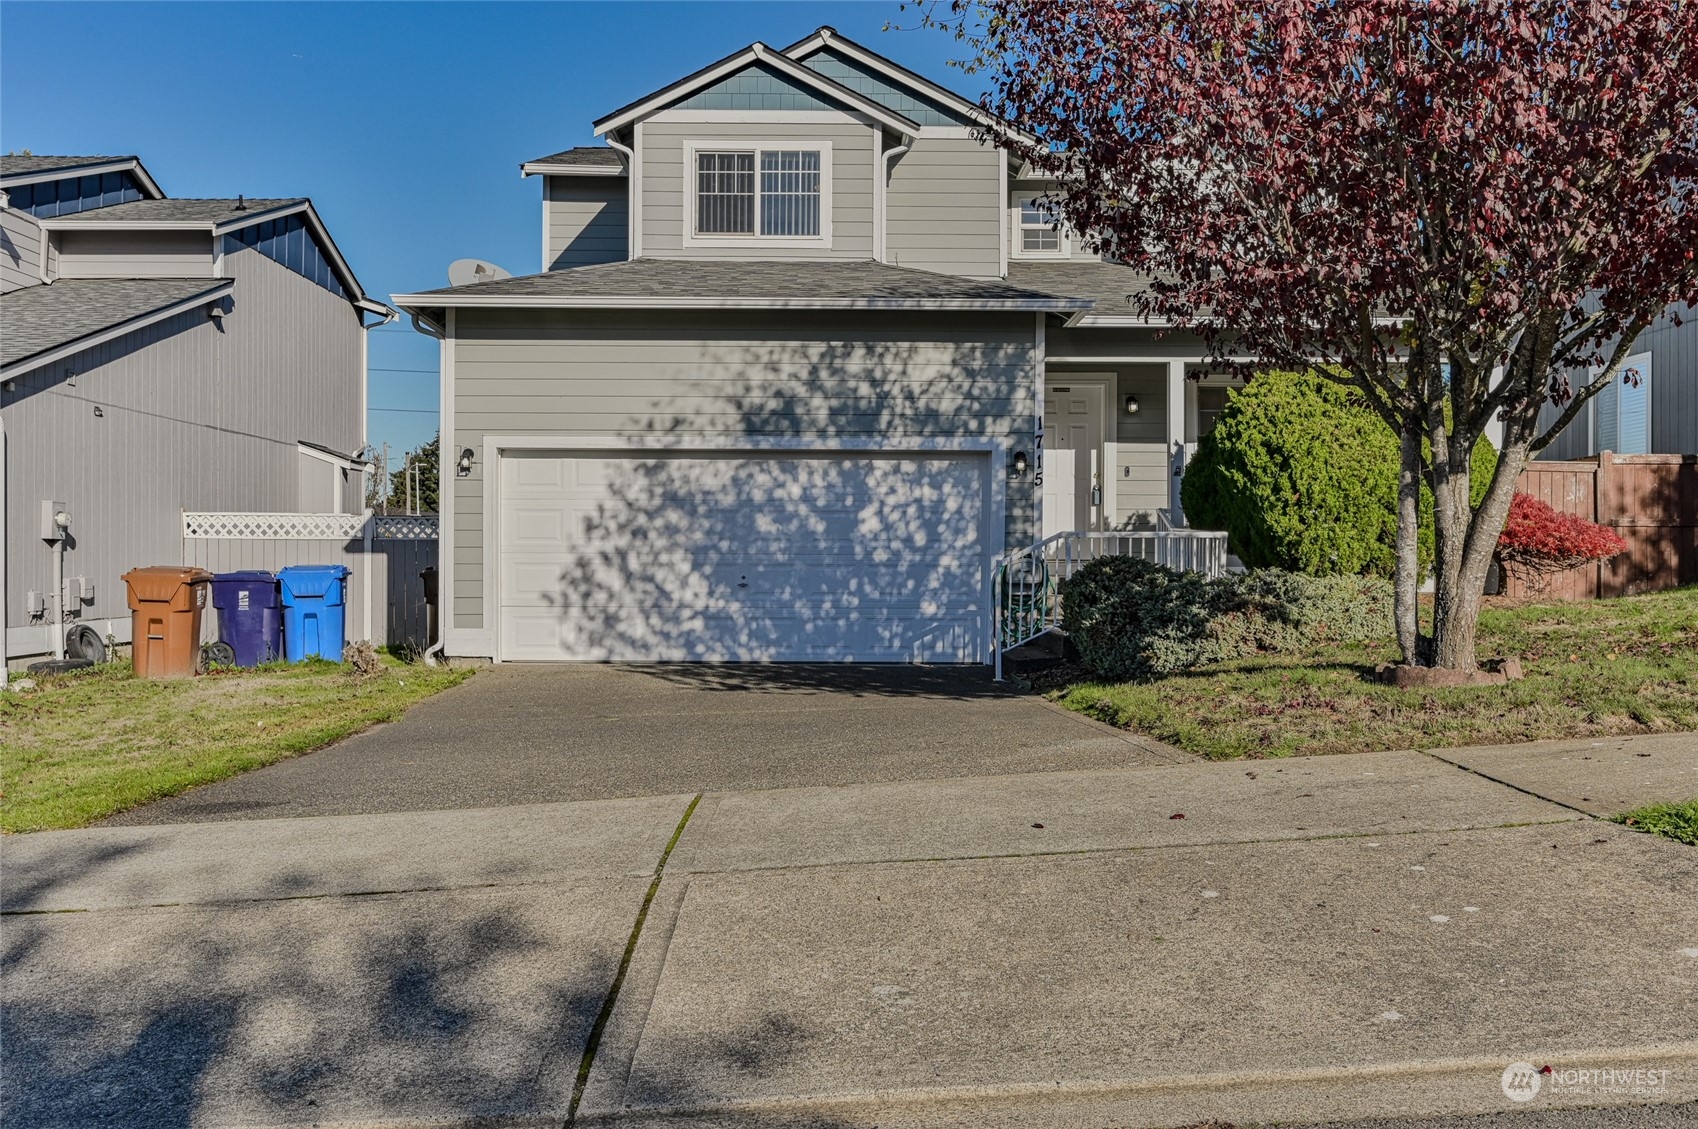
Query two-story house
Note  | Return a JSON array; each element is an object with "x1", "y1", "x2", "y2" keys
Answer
[
  {"x1": 394, "y1": 28, "x2": 1228, "y2": 664},
  {"x1": 2, "y1": 153, "x2": 391, "y2": 665}
]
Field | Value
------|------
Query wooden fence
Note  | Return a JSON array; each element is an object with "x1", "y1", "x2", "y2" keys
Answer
[
  {"x1": 182, "y1": 512, "x2": 439, "y2": 650},
  {"x1": 1503, "y1": 452, "x2": 1698, "y2": 600}
]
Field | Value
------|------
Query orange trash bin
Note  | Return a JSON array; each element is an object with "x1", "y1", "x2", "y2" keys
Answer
[{"x1": 123, "y1": 566, "x2": 213, "y2": 678}]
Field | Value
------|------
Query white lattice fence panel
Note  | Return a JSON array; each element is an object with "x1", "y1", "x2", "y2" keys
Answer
[
  {"x1": 183, "y1": 511, "x2": 370, "y2": 540},
  {"x1": 372, "y1": 514, "x2": 440, "y2": 541}
]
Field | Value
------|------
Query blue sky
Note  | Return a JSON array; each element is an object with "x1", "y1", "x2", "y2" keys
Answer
[{"x1": 0, "y1": 1, "x2": 977, "y2": 461}]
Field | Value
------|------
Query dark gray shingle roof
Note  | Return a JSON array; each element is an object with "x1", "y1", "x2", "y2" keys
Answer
[
  {"x1": 48, "y1": 198, "x2": 304, "y2": 225},
  {"x1": 524, "y1": 147, "x2": 624, "y2": 169},
  {"x1": 1, "y1": 278, "x2": 230, "y2": 367},
  {"x1": 407, "y1": 258, "x2": 1088, "y2": 305},
  {"x1": 1005, "y1": 260, "x2": 1167, "y2": 318},
  {"x1": 0, "y1": 154, "x2": 135, "y2": 178}
]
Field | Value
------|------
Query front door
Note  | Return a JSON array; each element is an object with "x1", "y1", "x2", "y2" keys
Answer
[{"x1": 1041, "y1": 381, "x2": 1107, "y2": 538}]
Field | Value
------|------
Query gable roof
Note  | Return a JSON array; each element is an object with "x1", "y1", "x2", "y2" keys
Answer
[
  {"x1": 782, "y1": 27, "x2": 1026, "y2": 139},
  {"x1": 0, "y1": 154, "x2": 166, "y2": 198},
  {"x1": 0, "y1": 277, "x2": 234, "y2": 375},
  {"x1": 520, "y1": 147, "x2": 626, "y2": 177},
  {"x1": 1005, "y1": 260, "x2": 1174, "y2": 325},
  {"x1": 394, "y1": 258, "x2": 1091, "y2": 316},
  {"x1": 43, "y1": 198, "x2": 306, "y2": 228},
  {"x1": 41, "y1": 197, "x2": 389, "y2": 316},
  {"x1": 593, "y1": 41, "x2": 920, "y2": 137}
]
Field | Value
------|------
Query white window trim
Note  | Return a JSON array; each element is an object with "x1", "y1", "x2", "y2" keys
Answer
[
  {"x1": 1010, "y1": 193, "x2": 1071, "y2": 260},
  {"x1": 683, "y1": 139, "x2": 833, "y2": 249}
]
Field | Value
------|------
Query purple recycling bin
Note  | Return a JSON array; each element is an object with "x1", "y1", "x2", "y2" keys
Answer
[{"x1": 210, "y1": 571, "x2": 281, "y2": 666}]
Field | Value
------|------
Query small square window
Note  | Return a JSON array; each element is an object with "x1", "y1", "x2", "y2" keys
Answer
[{"x1": 1016, "y1": 197, "x2": 1066, "y2": 255}]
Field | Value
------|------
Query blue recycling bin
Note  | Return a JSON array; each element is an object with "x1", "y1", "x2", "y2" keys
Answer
[
  {"x1": 210, "y1": 570, "x2": 281, "y2": 666},
  {"x1": 278, "y1": 564, "x2": 351, "y2": 662}
]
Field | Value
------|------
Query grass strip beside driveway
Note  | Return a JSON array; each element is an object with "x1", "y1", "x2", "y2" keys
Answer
[
  {"x1": 1613, "y1": 798, "x2": 1698, "y2": 846},
  {"x1": 2, "y1": 658, "x2": 473, "y2": 833},
  {"x1": 1046, "y1": 586, "x2": 1698, "y2": 759}
]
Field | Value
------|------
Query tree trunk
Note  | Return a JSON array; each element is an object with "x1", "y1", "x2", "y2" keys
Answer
[
  {"x1": 1429, "y1": 435, "x2": 1532, "y2": 670},
  {"x1": 1394, "y1": 423, "x2": 1423, "y2": 664}
]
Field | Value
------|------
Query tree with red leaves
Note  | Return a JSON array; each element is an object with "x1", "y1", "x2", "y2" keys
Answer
[
  {"x1": 942, "y1": 0, "x2": 1698, "y2": 670},
  {"x1": 1496, "y1": 492, "x2": 1628, "y2": 592}
]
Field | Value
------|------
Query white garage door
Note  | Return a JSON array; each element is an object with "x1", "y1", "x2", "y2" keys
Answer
[{"x1": 497, "y1": 449, "x2": 990, "y2": 662}]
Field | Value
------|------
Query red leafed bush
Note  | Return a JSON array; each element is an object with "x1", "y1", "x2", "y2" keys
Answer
[{"x1": 1497, "y1": 493, "x2": 1628, "y2": 590}]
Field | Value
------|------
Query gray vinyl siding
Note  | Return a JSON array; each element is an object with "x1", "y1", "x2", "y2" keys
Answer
[
  {"x1": 54, "y1": 229, "x2": 214, "y2": 279},
  {"x1": 1, "y1": 207, "x2": 43, "y2": 292},
  {"x1": 886, "y1": 134, "x2": 1003, "y2": 279},
  {"x1": 639, "y1": 119, "x2": 875, "y2": 259},
  {"x1": 447, "y1": 308, "x2": 1037, "y2": 629},
  {"x1": 3, "y1": 243, "x2": 363, "y2": 650},
  {"x1": 545, "y1": 176, "x2": 628, "y2": 269},
  {"x1": 1538, "y1": 305, "x2": 1697, "y2": 457}
]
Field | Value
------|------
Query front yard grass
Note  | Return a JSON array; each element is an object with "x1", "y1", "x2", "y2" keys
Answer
[
  {"x1": 1046, "y1": 585, "x2": 1698, "y2": 759},
  {"x1": 1, "y1": 657, "x2": 473, "y2": 833}
]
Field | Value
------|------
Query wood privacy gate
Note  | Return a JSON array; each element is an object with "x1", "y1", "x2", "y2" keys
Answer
[
  {"x1": 1504, "y1": 452, "x2": 1698, "y2": 600},
  {"x1": 181, "y1": 512, "x2": 439, "y2": 650}
]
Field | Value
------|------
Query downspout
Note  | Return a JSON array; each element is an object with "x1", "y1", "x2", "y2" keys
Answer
[
  {"x1": 0, "y1": 414, "x2": 7, "y2": 688},
  {"x1": 605, "y1": 133, "x2": 637, "y2": 259},
  {"x1": 408, "y1": 311, "x2": 450, "y2": 667},
  {"x1": 358, "y1": 306, "x2": 397, "y2": 646},
  {"x1": 877, "y1": 133, "x2": 912, "y2": 264}
]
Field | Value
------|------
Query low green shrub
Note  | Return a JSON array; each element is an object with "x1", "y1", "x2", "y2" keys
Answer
[{"x1": 1059, "y1": 557, "x2": 1393, "y2": 681}]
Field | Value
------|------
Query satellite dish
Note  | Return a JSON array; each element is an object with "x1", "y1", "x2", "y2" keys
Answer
[{"x1": 447, "y1": 258, "x2": 512, "y2": 287}]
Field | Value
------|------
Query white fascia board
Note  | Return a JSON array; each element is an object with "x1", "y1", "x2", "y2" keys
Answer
[
  {"x1": 0, "y1": 281, "x2": 234, "y2": 378},
  {"x1": 0, "y1": 158, "x2": 165, "y2": 198},
  {"x1": 39, "y1": 218, "x2": 212, "y2": 232},
  {"x1": 297, "y1": 442, "x2": 368, "y2": 470},
  {"x1": 391, "y1": 294, "x2": 1093, "y2": 313},
  {"x1": 520, "y1": 163, "x2": 627, "y2": 178},
  {"x1": 593, "y1": 42, "x2": 920, "y2": 138}
]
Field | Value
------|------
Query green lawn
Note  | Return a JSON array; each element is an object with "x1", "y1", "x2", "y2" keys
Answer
[
  {"x1": 1, "y1": 657, "x2": 473, "y2": 833},
  {"x1": 1046, "y1": 585, "x2": 1698, "y2": 759},
  {"x1": 1612, "y1": 798, "x2": 1698, "y2": 847}
]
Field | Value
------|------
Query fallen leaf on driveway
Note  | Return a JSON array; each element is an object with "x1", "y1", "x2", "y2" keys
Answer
[
  {"x1": 1031, "y1": 822, "x2": 1045, "y2": 829},
  {"x1": 1170, "y1": 813, "x2": 1186, "y2": 820}
]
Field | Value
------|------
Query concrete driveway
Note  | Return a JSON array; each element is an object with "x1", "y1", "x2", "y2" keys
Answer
[{"x1": 110, "y1": 664, "x2": 1186, "y2": 825}]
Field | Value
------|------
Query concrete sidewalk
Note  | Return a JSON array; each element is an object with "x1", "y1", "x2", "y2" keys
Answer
[{"x1": 5, "y1": 739, "x2": 1696, "y2": 1128}]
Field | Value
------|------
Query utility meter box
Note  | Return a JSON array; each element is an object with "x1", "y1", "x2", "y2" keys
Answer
[{"x1": 40, "y1": 500, "x2": 70, "y2": 542}]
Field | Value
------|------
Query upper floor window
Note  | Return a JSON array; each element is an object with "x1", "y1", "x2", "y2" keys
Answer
[
  {"x1": 1013, "y1": 195, "x2": 1069, "y2": 258},
  {"x1": 687, "y1": 142, "x2": 831, "y2": 246}
]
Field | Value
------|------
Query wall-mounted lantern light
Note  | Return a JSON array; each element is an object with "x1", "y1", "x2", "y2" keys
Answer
[
  {"x1": 1124, "y1": 394, "x2": 1141, "y2": 415},
  {"x1": 1011, "y1": 450, "x2": 1030, "y2": 477},
  {"x1": 456, "y1": 448, "x2": 476, "y2": 477}
]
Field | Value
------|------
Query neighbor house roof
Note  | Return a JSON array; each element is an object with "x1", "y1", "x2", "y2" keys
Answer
[
  {"x1": 521, "y1": 147, "x2": 626, "y2": 177},
  {"x1": 0, "y1": 154, "x2": 166, "y2": 198},
  {"x1": 394, "y1": 258, "x2": 1092, "y2": 319},
  {"x1": 0, "y1": 278, "x2": 234, "y2": 375},
  {"x1": 593, "y1": 41, "x2": 921, "y2": 137},
  {"x1": 42, "y1": 197, "x2": 307, "y2": 228}
]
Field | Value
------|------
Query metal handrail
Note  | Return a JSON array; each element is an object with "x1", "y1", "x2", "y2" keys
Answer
[{"x1": 991, "y1": 528, "x2": 1230, "y2": 678}]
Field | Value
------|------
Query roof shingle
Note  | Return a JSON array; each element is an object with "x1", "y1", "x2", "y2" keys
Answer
[
  {"x1": 2, "y1": 278, "x2": 230, "y2": 368},
  {"x1": 46, "y1": 198, "x2": 305, "y2": 225},
  {"x1": 404, "y1": 258, "x2": 1089, "y2": 306},
  {"x1": 0, "y1": 155, "x2": 136, "y2": 178},
  {"x1": 523, "y1": 147, "x2": 625, "y2": 170}
]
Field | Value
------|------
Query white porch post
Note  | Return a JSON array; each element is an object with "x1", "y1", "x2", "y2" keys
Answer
[{"x1": 1166, "y1": 360, "x2": 1186, "y2": 521}]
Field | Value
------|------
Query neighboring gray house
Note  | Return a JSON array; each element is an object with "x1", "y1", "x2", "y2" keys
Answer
[
  {"x1": 2, "y1": 154, "x2": 392, "y2": 663},
  {"x1": 1537, "y1": 305, "x2": 1698, "y2": 460},
  {"x1": 395, "y1": 28, "x2": 1230, "y2": 664}
]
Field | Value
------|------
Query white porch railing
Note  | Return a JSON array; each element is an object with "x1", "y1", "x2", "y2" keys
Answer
[{"x1": 992, "y1": 528, "x2": 1230, "y2": 678}]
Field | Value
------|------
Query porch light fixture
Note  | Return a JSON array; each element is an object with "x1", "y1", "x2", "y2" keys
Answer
[
  {"x1": 456, "y1": 447, "x2": 475, "y2": 477},
  {"x1": 1011, "y1": 451, "x2": 1030, "y2": 477},
  {"x1": 1124, "y1": 394, "x2": 1141, "y2": 415}
]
